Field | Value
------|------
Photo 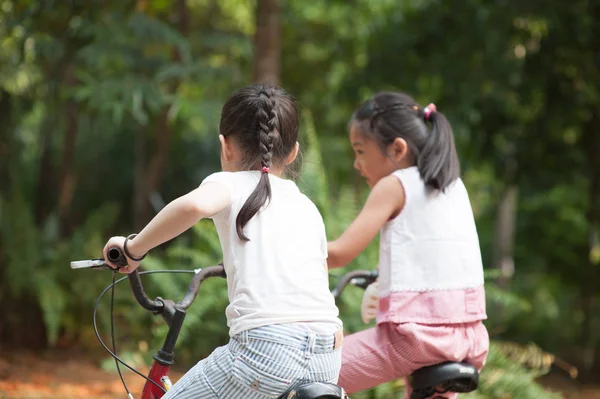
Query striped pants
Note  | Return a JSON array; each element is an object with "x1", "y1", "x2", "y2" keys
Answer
[
  {"x1": 163, "y1": 324, "x2": 342, "y2": 398},
  {"x1": 338, "y1": 321, "x2": 489, "y2": 398}
]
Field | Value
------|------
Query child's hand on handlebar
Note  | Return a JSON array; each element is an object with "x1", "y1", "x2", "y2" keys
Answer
[
  {"x1": 103, "y1": 236, "x2": 141, "y2": 274},
  {"x1": 361, "y1": 280, "x2": 379, "y2": 324}
]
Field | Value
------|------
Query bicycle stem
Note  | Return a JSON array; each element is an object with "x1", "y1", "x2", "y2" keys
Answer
[{"x1": 154, "y1": 306, "x2": 186, "y2": 366}]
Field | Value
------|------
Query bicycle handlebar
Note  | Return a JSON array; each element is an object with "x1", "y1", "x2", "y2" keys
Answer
[
  {"x1": 104, "y1": 247, "x2": 375, "y2": 311},
  {"x1": 105, "y1": 247, "x2": 226, "y2": 315},
  {"x1": 127, "y1": 271, "x2": 161, "y2": 311},
  {"x1": 106, "y1": 247, "x2": 128, "y2": 268},
  {"x1": 178, "y1": 265, "x2": 227, "y2": 308},
  {"x1": 331, "y1": 269, "x2": 379, "y2": 300}
]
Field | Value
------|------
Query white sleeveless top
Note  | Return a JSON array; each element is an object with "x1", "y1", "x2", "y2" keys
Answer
[
  {"x1": 202, "y1": 171, "x2": 342, "y2": 336},
  {"x1": 377, "y1": 167, "x2": 487, "y2": 325}
]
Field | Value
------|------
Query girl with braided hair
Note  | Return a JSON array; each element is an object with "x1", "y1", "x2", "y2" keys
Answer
[
  {"x1": 327, "y1": 91, "x2": 489, "y2": 397},
  {"x1": 102, "y1": 84, "x2": 343, "y2": 398}
]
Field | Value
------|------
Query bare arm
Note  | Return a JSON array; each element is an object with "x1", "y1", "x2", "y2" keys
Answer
[
  {"x1": 128, "y1": 182, "x2": 230, "y2": 256},
  {"x1": 327, "y1": 175, "x2": 405, "y2": 269},
  {"x1": 103, "y1": 182, "x2": 230, "y2": 270}
]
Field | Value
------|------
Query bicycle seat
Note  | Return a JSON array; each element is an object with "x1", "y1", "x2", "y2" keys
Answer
[
  {"x1": 278, "y1": 382, "x2": 347, "y2": 399},
  {"x1": 408, "y1": 362, "x2": 479, "y2": 399}
]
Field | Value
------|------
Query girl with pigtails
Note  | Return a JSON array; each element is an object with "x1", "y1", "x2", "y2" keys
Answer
[
  {"x1": 103, "y1": 85, "x2": 343, "y2": 399},
  {"x1": 328, "y1": 92, "x2": 489, "y2": 398}
]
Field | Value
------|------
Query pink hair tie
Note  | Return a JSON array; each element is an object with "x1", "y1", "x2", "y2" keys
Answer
[
  {"x1": 261, "y1": 166, "x2": 270, "y2": 173},
  {"x1": 424, "y1": 103, "x2": 437, "y2": 120}
]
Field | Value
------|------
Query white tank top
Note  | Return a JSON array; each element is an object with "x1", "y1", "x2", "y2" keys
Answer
[
  {"x1": 378, "y1": 167, "x2": 485, "y2": 297},
  {"x1": 202, "y1": 171, "x2": 342, "y2": 337}
]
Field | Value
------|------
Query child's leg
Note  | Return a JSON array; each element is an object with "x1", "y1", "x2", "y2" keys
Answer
[
  {"x1": 339, "y1": 321, "x2": 489, "y2": 397},
  {"x1": 338, "y1": 323, "x2": 417, "y2": 394},
  {"x1": 164, "y1": 324, "x2": 342, "y2": 399},
  {"x1": 162, "y1": 344, "x2": 230, "y2": 399},
  {"x1": 465, "y1": 321, "x2": 489, "y2": 370},
  {"x1": 403, "y1": 321, "x2": 489, "y2": 399}
]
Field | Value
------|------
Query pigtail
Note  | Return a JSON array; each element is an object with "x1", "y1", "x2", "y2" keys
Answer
[
  {"x1": 235, "y1": 87, "x2": 278, "y2": 241},
  {"x1": 417, "y1": 106, "x2": 460, "y2": 191}
]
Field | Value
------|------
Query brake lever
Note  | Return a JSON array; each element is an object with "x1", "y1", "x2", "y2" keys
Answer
[
  {"x1": 70, "y1": 258, "x2": 113, "y2": 270},
  {"x1": 350, "y1": 277, "x2": 369, "y2": 289},
  {"x1": 70, "y1": 247, "x2": 128, "y2": 270},
  {"x1": 350, "y1": 271, "x2": 379, "y2": 290}
]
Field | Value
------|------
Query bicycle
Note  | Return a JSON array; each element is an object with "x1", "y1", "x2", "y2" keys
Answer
[{"x1": 72, "y1": 249, "x2": 479, "y2": 399}]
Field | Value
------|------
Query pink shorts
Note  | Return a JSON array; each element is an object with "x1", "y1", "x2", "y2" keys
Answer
[{"x1": 338, "y1": 321, "x2": 489, "y2": 398}]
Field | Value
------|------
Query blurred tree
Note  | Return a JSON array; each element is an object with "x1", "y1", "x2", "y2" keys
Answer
[
  {"x1": 253, "y1": 0, "x2": 281, "y2": 85},
  {"x1": 518, "y1": 0, "x2": 600, "y2": 375},
  {"x1": 134, "y1": 0, "x2": 190, "y2": 229}
]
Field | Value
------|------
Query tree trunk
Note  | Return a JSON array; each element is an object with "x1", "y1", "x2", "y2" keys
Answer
[
  {"x1": 579, "y1": 0, "x2": 600, "y2": 377},
  {"x1": 34, "y1": 110, "x2": 57, "y2": 225},
  {"x1": 0, "y1": 90, "x2": 12, "y2": 192},
  {"x1": 136, "y1": 0, "x2": 148, "y2": 12},
  {"x1": 252, "y1": 0, "x2": 281, "y2": 85},
  {"x1": 143, "y1": 106, "x2": 172, "y2": 221},
  {"x1": 58, "y1": 65, "x2": 78, "y2": 236},
  {"x1": 133, "y1": 129, "x2": 147, "y2": 231},
  {"x1": 0, "y1": 295, "x2": 47, "y2": 350},
  {"x1": 34, "y1": 71, "x2": 63, "y2": 226},
  {"x1": 580, "y1": 108, "x2": 600, "y2": 376},
  {"x1": 492, "y1": 184, "x2": 518, "y2": 286},
  {"x1": 136, "y1": 0, "x2": 189, "y2": 226}
]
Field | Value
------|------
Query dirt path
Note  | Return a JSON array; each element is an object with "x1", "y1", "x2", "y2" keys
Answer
[
  {"x1": 538, "y1": 373, "x2": 600, "y2": 399},
  {"x1": 1, "y1": 351, "x2": 600, "y2": 398},
  {"x1": 0, "y1": 351, "x2": 183, "y2": 399}
]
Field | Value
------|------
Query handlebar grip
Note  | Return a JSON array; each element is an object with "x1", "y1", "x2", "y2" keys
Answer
[{"x1": 106, "y1": 247, "x2": 128, "y2": 268}]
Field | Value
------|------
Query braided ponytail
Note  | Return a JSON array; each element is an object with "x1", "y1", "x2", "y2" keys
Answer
[
  {"x1": 235, "y1": 87, "x2": 279, "y2": 241},
  {"x1": 219, "y1": 84, "x2": 299, "y2": 241}
]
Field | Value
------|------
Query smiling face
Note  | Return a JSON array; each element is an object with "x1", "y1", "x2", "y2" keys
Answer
[{"x1": 349, "y1": 121, "x2": 412, "y2": 188}]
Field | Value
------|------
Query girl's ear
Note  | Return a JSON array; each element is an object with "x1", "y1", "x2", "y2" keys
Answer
[
  {"x1": 219, "y1": 134, "x2": 234, "y2": 162},
  {"x1": 285, "y1": 142, "x2": 300, "y2": 165},
  {"x1": 390, "y1": 137, "x2": 409, "y2": 163}
]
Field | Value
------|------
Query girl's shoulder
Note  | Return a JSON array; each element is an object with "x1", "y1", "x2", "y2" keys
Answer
[
  {"x1": 202, "y1": 171, "x2": 264, "y2": 188},
  {"x1": 201, "y1": 171, "x2": 236, "y2": 190},
  {"x1": 390, "y1": 166, "x2": 421, "y2": 185}
]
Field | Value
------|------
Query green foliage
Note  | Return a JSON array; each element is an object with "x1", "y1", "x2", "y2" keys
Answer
[
  {"x1": 296, "y1": 109, "x2": 330, "y2": 217},
  {"x1": 0, "y1": 190, "x2": 121, "y2": 346},
  {"x1": 465, "y1": 342, "x2": 563, "y2": 399},
  {"x1": 0, "y1": 0, "x2": 597, "y2": 397},
  {"x1": 74, "y1": 11, "x2": 196, "y2": 125}
]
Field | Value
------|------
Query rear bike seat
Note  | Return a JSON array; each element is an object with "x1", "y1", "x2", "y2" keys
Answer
[
  {"x1": 278, "y1": 382, "x2": 348, "y2": 399},
  {"x1": 408, "y1": 362, "x2": 479, "y2": 399}
]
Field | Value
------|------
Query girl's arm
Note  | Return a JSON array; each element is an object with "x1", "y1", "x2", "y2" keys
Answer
[
  {"x1": 103, "y1": 182, "x2": 230, "y2": 272},
  {"x1": 327, "y1": 175, "x2": 405, "y2": 269}
]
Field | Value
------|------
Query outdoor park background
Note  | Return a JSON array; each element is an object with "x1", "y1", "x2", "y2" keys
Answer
[{"x1": 1, "y1": 0, "x2": 600, "y2": 398}]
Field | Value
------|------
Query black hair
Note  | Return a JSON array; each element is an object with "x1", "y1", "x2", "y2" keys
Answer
[
  {"x1": 219, "y1": 84, "x2": 299, "y2": 241},
  {"x1": 351, "y1": 91, "x2": 460, "y2": 191}
]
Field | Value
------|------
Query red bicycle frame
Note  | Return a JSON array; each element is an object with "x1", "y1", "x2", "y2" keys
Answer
[
  {"x1": 122, "y1": 266, "x2": 226, "y2": 399},
  {"x1": 139, "y1": 304, "x2": 187, "y2": 398},
  {"x1": 141, "y1": 362, "x2": 171, "y2": 399}
]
